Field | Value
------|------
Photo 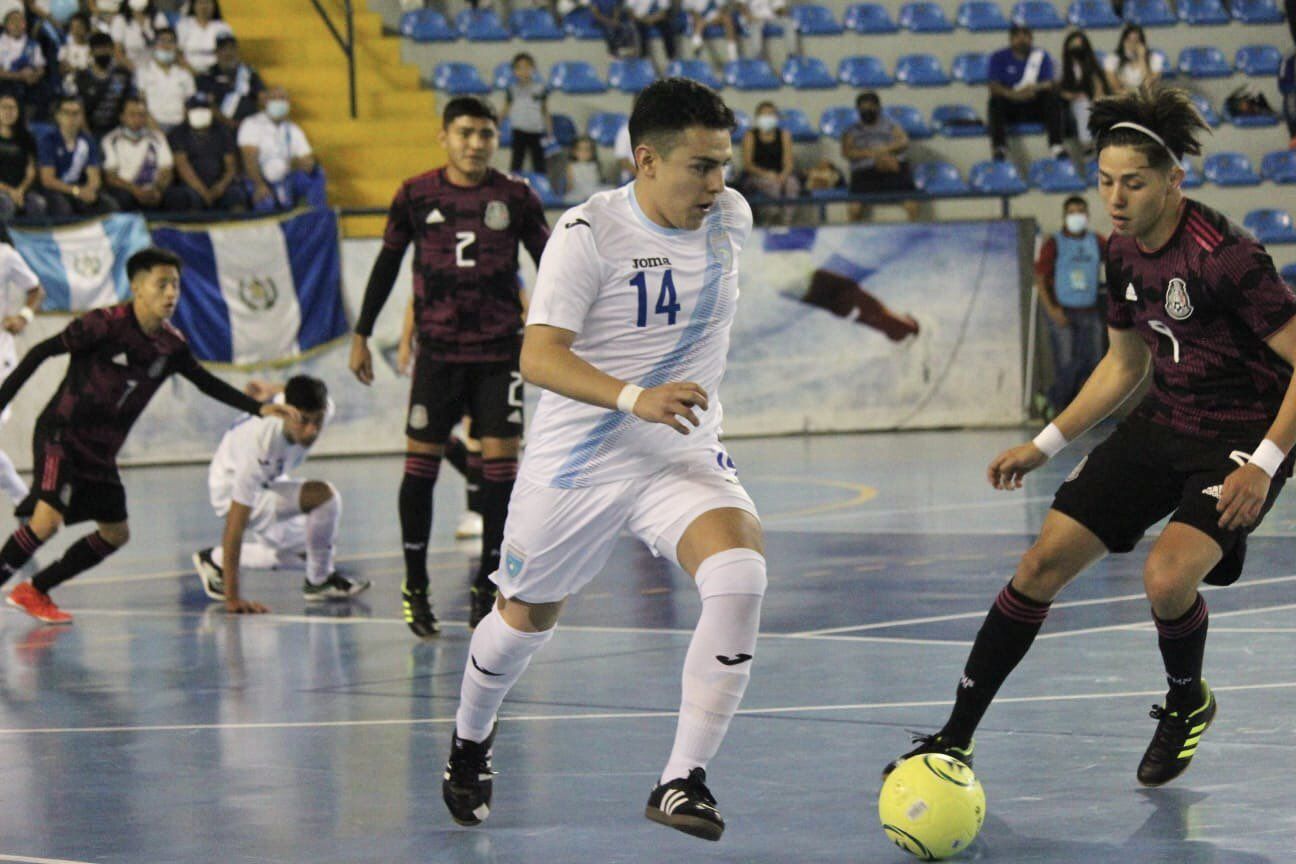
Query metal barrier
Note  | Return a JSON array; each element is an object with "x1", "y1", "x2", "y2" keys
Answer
[{"x1": 309, "y1": 0, "x2": 358, "y2": 119}]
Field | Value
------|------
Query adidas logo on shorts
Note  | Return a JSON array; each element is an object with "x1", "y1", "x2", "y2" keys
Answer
[{"x1": 1201, "y1": 485, "x2": 1223, "y2": 500}]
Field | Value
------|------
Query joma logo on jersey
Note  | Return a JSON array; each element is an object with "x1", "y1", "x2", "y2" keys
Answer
[{"x1": 632, "y1": 257, "x2": 672, "y2": 269}]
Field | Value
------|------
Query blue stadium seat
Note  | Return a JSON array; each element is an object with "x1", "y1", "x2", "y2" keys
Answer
[
  {"x1": 762, "y1": 20, "x2": 787, "y2": 38},
  {"x1": 456, "y1": 9, "x2": 511, "y2": 40},
  {"x1": 1012, "y1": 0, "x2": 1066, "y2": 28},
  {"x1": 1283, "y1": 262, "x2": 1296, "y2": 286},
  {"x1": 563, "y1": 7, "x2": 605, "y2": 38},
  {"x1": 1178, "y1": 46, "x2": 1231, "y2": 77},
  {"x1": 782, "y1": 56, "x2": 836, "y2": 88},
  {"x1": 399, "y1": 9, "x2": 457, "y2": 41},
  {"x1": 914, "y1": 161, "x2": 970, "y2": 194},
  {"x1": 1008, "y1": 120, "x2": 1045, "y2": 135},
  {"x1": 1123, "y1": 0, "x2": 1177, "y2": 25},
  {"x1": 724, "y1": 59, "x2": 781, "y2": 90},
  {"x1": 1224, "y1": 99, "x2": 1280, "y2": 127},
  {"x1": 1029, "y1": 158, "x2": 1086, "y2": 191},
  {"x1": 1261, "y1": 150, "x2": 1296, "y2": 183},
  {"x1": 1151, "y1": 48, "x2": 1176, "y2": 78},
  {"x1": 511, "y1": 8, "x2": 565, "y2": 39},
  {"x1": 1231, "y1": 0, "x2": 1285, "y2": 22},
  {"x1": 1244, "y1": 209, "x2": 1296, "y2": 244},
  {"x1": 790, "y1": 4, "x2": 844, "y2": 34},
  {"x1": 843, "y1": 2, "x2": 899, "y2": 32},
  {"x1": 493, "y1": 60, "x2": 548, "y2": 90},
  {"x1": 838, "y1": 55, "x2": 894, "y2": 87},
  {"x1": 886, "y1": 104, "x2": 934, "y2": 139},
  {"x1": 952, "y1": 52, "x2": 991, "y2": 84},
  {"x1": 932, "y1": 104, "x2": 987, "y2": 136},
  {"x1": 899, "y1": 1, "x2": 955, "y2": 31},
  {"x1": 433, "y1": 62, "x2": 491, "y2": 95},
  {"x1": 1203, "y1": 152, "x2": 1261, "y2": 185},
  {"x1": 1084, "y1": 158, "x2": 1099, "y2": 186},
  {"x1": 1236, "y1": 44, "x2": 1283, "y2": 76},
  {"x1": 517, "y1": 172, "x2": 563, "y2": 207},
  {"x1": 1181, "y1": 159, "x2": 1204, "y2": 188},
  {"x1": 1067, "y1": 0, "x2": 1122, "y2": 26},
  {"x1": 1188, "y1": 92, "x2": 1221, "y2": 126},
  {"x1": 551, "y1": 114, "x2": 577, "y2": 146},
  {"x1": 780, "y1": 108, "x2": 820, "y2": 142},
  {"x1": 819, "y1": 106, "x2": 859, "y2": 137},
  {"x1": 1178, "y1": 0, "x2": 1230, "y2": 23},
  {"x1": 957, "y1": 1, "x2": 1010, "y2": 30},
  {"x1": 549, "y1": 61, "x2": 608, "y2": 93},
  {"x1": 895, "y1": 54, "x2": 950, "y2": 86},
  {"x1": 499, "y1": 115, "x2": 513, "y2": 148},
  {"x1": 609, "y1": 58, "x2": 656, "y2": 92},
  {"x1": 731, "y1": 109, "x2": 751, "y2": 142},
  {"x1": 665, "y1": 59, "x2": 724, "y2": 90},
  {"x1": 587, "y1": 112, "x2": 627, "y2": 148},
  {"x1": 970, "y1": 160, "x2": 1029, "y2": 194}
]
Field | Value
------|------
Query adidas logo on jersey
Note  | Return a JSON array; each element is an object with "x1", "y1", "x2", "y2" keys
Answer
[
  {"x1": 1125, "y1": 282, "x2": 1138, "y2": 301},
  {"x1": 1201, "y1": 485, "x2": 1223, "y2": 500},
  {"x1": 426, "y1": 209, "x2": 445, "y2": 224},
  {"x1": 507, "y1": 409, "x2": 522, "y2": 424},
  {"x1": 111, "y1": 352, "x2": 129, "y2": 366}
]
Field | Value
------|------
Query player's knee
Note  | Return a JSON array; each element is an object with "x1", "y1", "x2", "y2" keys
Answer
[
  {"x1": 696, "y1": 548, "x2": 767, "y2": 600},
  {"x1": 301, "y1": 480, "x2": 339, "y2": 513},
  {"x1": 99, "y1": 523, "x2": 130, "y2": 547},
  {"x1": 1013, "y1": 546, "x2": 1065, "y2": 600},
  {"x1": 1142, "y1": 553, "x2": 1197, "y2": 612}
]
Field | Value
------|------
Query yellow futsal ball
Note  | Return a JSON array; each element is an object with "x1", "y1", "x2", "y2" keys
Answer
[{"x1": 878, "y1": 754, "x2": 986, "y2": 860}]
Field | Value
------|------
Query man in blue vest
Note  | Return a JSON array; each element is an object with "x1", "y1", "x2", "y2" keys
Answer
[{"x1": 1035, "y1": 195, "x2": 1107, "y2": 415}]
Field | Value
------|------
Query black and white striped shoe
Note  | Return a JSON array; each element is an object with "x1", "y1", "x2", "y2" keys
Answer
[{"x1": 645, "y1": 767, "x2": 725, "y2": 841}]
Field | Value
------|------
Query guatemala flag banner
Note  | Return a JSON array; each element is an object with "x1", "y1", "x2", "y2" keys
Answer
[
  {"x1": 152, "y1": 209, "x2": 349, "y2": 365},
  {"x1": 9, "y1": 214, "x2": 151, "y2": 311}
]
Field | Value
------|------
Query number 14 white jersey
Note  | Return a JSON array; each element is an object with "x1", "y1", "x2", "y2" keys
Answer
[{"x1": 520, "y1": 183, "x2": 752, "y2": 489}]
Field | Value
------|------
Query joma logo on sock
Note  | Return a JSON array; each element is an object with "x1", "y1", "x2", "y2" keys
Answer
[{"x1": 959, "y1": 675, "x2": 976, "y2": 689}]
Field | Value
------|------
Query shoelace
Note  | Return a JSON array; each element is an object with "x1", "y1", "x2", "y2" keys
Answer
[
  {"x1": 1147, "y1": 704, "x2": 1192, "y2": 747},
  {"x1": 449, "y1": 741, "x2": 494, "y2": 783},
  {"x1": 683, "y1": 771, "x2": 718, "y2": 807}
]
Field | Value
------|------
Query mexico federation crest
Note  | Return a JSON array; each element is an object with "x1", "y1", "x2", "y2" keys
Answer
[
  {"x1": 72, "y1": 252, "x2": 103, "y2": 279},
  {"x1": 484, "y1": 200, "x2": 510, "y2": 231},
  {"x1": 237, "y1": 276, "x2": 279, "y2": 312},
  {"x1": 1165, "y1": 278, "x2": 1193, "y2": 321}
]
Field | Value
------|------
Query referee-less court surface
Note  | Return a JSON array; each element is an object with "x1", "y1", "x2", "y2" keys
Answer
[{"x1": 1, "y1": 427, "x2": 1293, "y2": 864}]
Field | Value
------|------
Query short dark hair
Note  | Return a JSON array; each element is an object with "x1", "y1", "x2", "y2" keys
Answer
[
  {"x1": 855, "y1": 90, "x2": 880, "y2": 108},
  {"x1": 155, "y1": 26, "x2": 177, "y2": 41},
  {"x1": 442, "y1": 96, "x2": 498, "y2": 129},
  {"x1": 1063, "y1": 195, "x2": 1088, "y2": 210},
  {"x1": 55, "y1": 95, "x2": 83, "y2": 114},
  {"x1": 89, "y1": 32, "x2": 115, "y2": 50},
  {"x1": 1009, "y1": 22, "x2": 1031, "y2": 36},
  {"x1": 511, "y1": 52, "x2": 535, "y2": 67},
  {"x1": 284, "y1": 375, "x2": 328, "y2": 414},
  {"x1": 69, "y1": 11, "x2": 91, "y2": 28},
  {"x1": 121, "y1": 94, "x2": 145, "y2": 113},
  {"x1": 1089, "y1": 84, "x2": 1208, "y2": 172},
  {"x1": 127, "y1": 248, "x2": 182, "y2": 281},
  {"x1": 628, "y1": 77, "x2": 735, "y2": 154}
]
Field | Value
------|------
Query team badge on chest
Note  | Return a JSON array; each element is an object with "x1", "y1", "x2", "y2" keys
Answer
[
  {"x1": 484, "y1": 200, "x2": 510, "y2": 231},
  {"x1": 1165, "y1": 278, "x2": 1193, "y2": 321}
]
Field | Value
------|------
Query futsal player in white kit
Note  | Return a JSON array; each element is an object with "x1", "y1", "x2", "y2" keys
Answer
[
  {"x1": 442, "y1": 78, "x2": 766, "y2": 842},
  {"x1": 0, "y1": 238, "x2": 42, "y2": 506},
  {"x1": 193, "y1": 375, "x2": 369, "y2": 613}
]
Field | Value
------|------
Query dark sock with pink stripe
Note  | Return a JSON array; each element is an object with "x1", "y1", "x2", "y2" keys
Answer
[
  {"x1": 0, "y1": 525, "x2": 44, "y2": 587},
  {"x1": 399, "y1": 452, "x2": 440, "y2": 593},
  {"x1": 31, "y1": 531, "x2": 117, "y2": 593},
  {"x1": 1155, "y1": 594, "x2": 1208, "y2": 710},
  {"x1": 939, "y1": 582, "x2": 1052, "y2": 746},
  {"x1": 475, "y1": 457, "x2": 517, "y2": 590}
]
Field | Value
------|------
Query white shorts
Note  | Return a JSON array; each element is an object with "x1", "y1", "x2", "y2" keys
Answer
[
  {"x1": 493, "y1": 446, "x2": 759, "y2": 603},
  {"x1": 242, "y1": 479, "x2": 307, "y2": 552}
]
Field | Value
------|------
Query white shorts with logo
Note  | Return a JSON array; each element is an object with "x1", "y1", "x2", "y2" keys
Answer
[{"x1": 494, "y1": 447, "x2": 759, "y2": 603}]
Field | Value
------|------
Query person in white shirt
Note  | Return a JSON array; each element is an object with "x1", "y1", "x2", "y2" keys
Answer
[
  {"x1": 0, "y1": 9, "x2": 46, "y2": 109},
  {"x1": 441, "y1": 78, "x2": 765, "y2": 845},
  {"x1": 57, "y1": 12, "x2": 92, "y2": 92},
  {"x1": 237, "y1": 85, "x2": 326, "y2": 212},
  {"x1": 101, "y1": 94, "x2": 173, "y2": 210},
  {"x1": 738, "y1": 0, "x2": 786, "y2": 62},
  {"x1": 682, "y1": 0, "x2": 738, "y2": 64},
  {"x1": 193, "y1": 375, "x2": 369, "y2": 611},
  {"x1": 134, "y1": 27, "x2": 194, "y2": 129},
  {"x1": 0, "y1": 235, "x2": 40, "y2": 506},
  {"x1": 627, "y1": 0, "x2": 676, "y2": 67},
  {"x1": 111, "y1": 0, "x2": 170, "y2": 70},
  {"x1": 176, "y1": 0, "x2": 232, "y2": 74}
]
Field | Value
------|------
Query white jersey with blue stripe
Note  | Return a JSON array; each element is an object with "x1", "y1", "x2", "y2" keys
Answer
[{"x1": 520, "y1": 182, "x2": 752, "y2": 489}]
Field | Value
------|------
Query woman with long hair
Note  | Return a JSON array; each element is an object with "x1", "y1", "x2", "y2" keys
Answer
[{"x1": 1058, "y1": 30, "x2": 1117, "y2": 146}]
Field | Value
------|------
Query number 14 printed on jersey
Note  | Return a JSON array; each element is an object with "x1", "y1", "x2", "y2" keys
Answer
[{"x1": 632, "y1": 269, "x2": 680, "y2": 327}]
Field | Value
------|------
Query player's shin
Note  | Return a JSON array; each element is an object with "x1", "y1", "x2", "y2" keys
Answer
[
  {"x1": 305, "y1": 487, "x2": 341, "y2": 586},
  {"x1": 454, "y1": 608, "x2": 555, "y2": 742},
  {"x1": 1154, "y1": 593, "x2": 1209, "y2": 709},
  {"x1": 0, "y1": 524, "x2": 45, "y2": 587},
  {"x1": 399, "y1": 452, "x2": 440, "y2": 592},
  {"x1": 31, "y1": 531, "x2": 120, "y2": 593}
]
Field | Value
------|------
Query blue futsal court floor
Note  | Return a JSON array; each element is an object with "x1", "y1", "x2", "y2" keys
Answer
[{"x1": 0, "y1": 426, "x2": 1293, "y2": 863}]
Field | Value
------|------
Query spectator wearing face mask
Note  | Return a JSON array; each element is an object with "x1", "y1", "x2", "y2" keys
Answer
[
  {"x1": 135, "y1": 27, "x2": 194, "y2": 130},
  {"x1": 112, "y1": 0, "x2": 171, "y2": 71},
  {"x1": 165, "y1": 90, "x2": 242, "y2": 211},
  {"x1": 739, "y1": 100, "x2": 799, "y2": 225},
  {"x1": 0, "y1": 9, "x2": 46, "y2": 118},
  {"x1": 841, "y1": 90, "x2": 919, "y2": 222},
  {"x1": 237, "y1": 86, "x2": 325, "y2": 212},
  {"x1": 101, "y1": 94, "x2": 173, "y2": 210},
  {"x1": 197, "y1": 33, "x2": 261, "y2": 128},
  {"x1": 74, "y1": 31, "x2": 136, "y2": 139}
]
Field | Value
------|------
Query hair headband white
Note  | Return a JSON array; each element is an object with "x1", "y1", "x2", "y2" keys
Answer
[{"x1": 1107, "y1": 121, "x2": 1183, "y2": 169}]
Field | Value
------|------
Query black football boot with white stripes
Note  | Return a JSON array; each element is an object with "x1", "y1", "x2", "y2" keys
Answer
[
  {"x1": 443, "y1": 724, "x2": 497, "y2": 826},
  {"x1": 645, "y1": 767, "x2": 725, "y2": 841}
]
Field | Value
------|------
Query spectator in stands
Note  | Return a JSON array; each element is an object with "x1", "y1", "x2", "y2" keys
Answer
[
  {"x1": 1280, "y1": 50, "x2": 1294, "y2": 141},
  {"x1": 177, "y1": 0, "x2": 232, "y2": 75},
  {"x1": 21, "y1": 0, "x2": 61, "y2": 120},
  {"x1": 89, "y1": 0, "x2": 124, "y2": 38},
  {"x1": 613, "y1": 118, "x2": 634, "y2": 182},
  {"x1": 165, "y1": 91, "x2": 243, "y2": 211},
  {"x1": 58, "y1": 12, "x2": 93, "y2": 93},
  {"x1": 565, "y1": 134, "x2": 609, "y2": 202},
  {"x1": 988, "y1": 23, "x2": 1066, "y2": 161},
  {"x1": 1035, "y1": 195, "x2": 1106, "y2": 417},
  {"x1": 504, "y1": 52, "x2": 549, "y2": 173},
  {"x1": 113, "y1": 0, "x2": 170, "y2": 70},
  {"x1": 75, "y1": 31, "x2": 136, "y2": 138},
  {"x1": 135, "y1": 27, "x2": 194, "y2": 130},
  {"x1": 238, "y1": 85, "x2": 326, "y2": 212},
  {"x1": 0, "y1": 93, "x2": 44, "y2": 218},
  {"x1": 37, "y1": 95, "x2": 117, "y2": 215},
  {"x1": 738, "y1": 0, "x2": 787, "y2": 64},
  {"x1": 1105, "y1": 24, "x2": 1162, "y2": 91},
  {"x1": 0, "y1": 8, "x2": 46, "y2": 117},
  {"x1": 627, "y1": 0, "x2": 676, "y2": 69},
  {"x1": 740, "y1": 100, "x2": 799, "y2": 225},
  {"x1": 841, "y1": 90, "x2": 919, "y2": 222},
  {"x1": 198, "y1": 33, "x2": 262, "y2": 128},
  {"x1": 683, "y1": 0, "x2": 739, "y2": 65},
  {"x1": 588, "y1": 0, "x2": 640, "y2": 58},
  {"x1": 101, "y1": 94, "x2": 173, "y2": 210},
  {"x1": 804, "y1": 158, "x2": 844, "y2": 192},
  {"x1": 1058, "y1": 30, "x2": 1116, "y2": 150}
]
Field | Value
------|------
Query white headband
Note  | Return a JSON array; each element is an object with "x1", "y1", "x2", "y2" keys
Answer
[{"x1": 1107, "y1": 121, "x2": 1183, "y2": 169}]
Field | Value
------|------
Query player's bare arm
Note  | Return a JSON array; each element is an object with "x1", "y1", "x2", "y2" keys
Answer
[
  {"x1": 521, "y1": 323, "x2": 708, "y2": 435},
  {"x1": 2, "y1": 285, "x2": 41, "y2": 334},
  {"x1": 221, "y1": 500, "x2": 267, "y2": 614}
]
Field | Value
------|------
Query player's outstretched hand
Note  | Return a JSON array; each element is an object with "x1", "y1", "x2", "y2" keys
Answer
[
  {"x1": 987, "y1": 443, "x2": 1048, "y2": 490},
  {"x1": 349, "y1": 335, "x2": 374, "y2": 386},
  {"x1": 243, "y1": 379, "x2": 278, "y2": 401},
  {"x1": 225, "y1": 597, "x2": 269, "y2": 614},
  {"x1": 632, "y1": 382, "x2": 709, "y2": 435},
  {"x1": 260, "y1": 402, "x2": 301, "y2": 424},
  {"x1": 1217, "y1": 463, "x2": 1269, "y2": 530}
]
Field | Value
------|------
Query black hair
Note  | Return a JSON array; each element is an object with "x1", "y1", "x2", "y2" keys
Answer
[
  {"x1": 68, "y1": 12, "x2": 91, "y2": 29},
  {"x1": 1009, "y1": 22, "x2": 1031, "y2": 37},
  {"x1": 187, "y1": 0, "x2": 223, "y2": 19},
  {"x1": 127, "y1": 247, "x2": 182, "y2": 281},
  {"x1": 155, "y1": 26, "x2": 177, "y2": 41},
  {"x1": 89, "y1": 31, "x2": 115, "y2": 50},
  {"x1": 1114, "y1": 23, "x2": 1148, "y2": 66},
  {"x1": 1060, "y1": 30, "x2": 1110, "y2": 101},
  {"x1": 628, "y1": 77, "x2": 734, "y2": 153},
  {"x1": 1063, "y1": 195, "x2": 1088, "y2": 210},
  {"x1": 442, "y1": 95, "x2": 497, "y2": 129},
  {"x1": 511, "y1": 52, "x2": 535, "y2": 67},
  {"x1": 754, "y1": 100, "x2": 778, "y2": 113},
  {"x1": 121, "y1": 93, "x2": 146, "y2": 112},
  {"x1": 284, "y1": 375, "x2": 328, "y2": 414},
  {"x1": 55, "y1": 94, "x2": 83, "y2": 113},
  {"x1": 855, "y1": 90, "x2": 880, "y2": 108},
  {"x1": 1089, "y1": 85, "x2": 1208, "y2": 171}
]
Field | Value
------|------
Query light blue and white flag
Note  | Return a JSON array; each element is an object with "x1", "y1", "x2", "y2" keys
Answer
[
  {"x1": 9, "y1": 214, "x2": 151, "y2": 311},
  {"x1": 153, "y1": 209, "x2": 348, "y2": 365}
]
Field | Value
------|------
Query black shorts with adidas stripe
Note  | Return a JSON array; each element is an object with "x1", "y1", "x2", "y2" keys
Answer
[
  {"x1": 405, "y1": 348, "x2": 523, "y2": 443},
  {"x1": 1050, "y1": 416, "x2": 1288, "y2": 580}
]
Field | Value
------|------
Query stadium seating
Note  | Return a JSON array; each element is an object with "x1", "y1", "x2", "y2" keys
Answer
[
  {"x1": 1203, "y1": 152, "x2": 1262, "y2": 185},
  {"x1": 562, "y1": 7, "x2": 604, "y2": 39},
  {"x1": 665, "y1": 59, "x2": 724, "y2": 90},
  {"x1": 551, "y1": 113, "x2": 578, "y2": 146},
  {"x1": 511, "y1": 9, "x2": 565, "y2": 40},
  {"x1": 1261, "y1": 150, "x2": 1296, "y2": 183},
  {"x1": 898, "y1": 2, "x2": 955, "y2": 32},
  {"x1": 952, "y1": 52, "x2": 990, "y2": 85},
  {"x1": 517, "y1": 171, "x2": 564, "y2": 206},
  {"x1": 1283, "y1": 263, "x2": 1296, "y2": 286},
  {"x1": 608, "y1": 58, "x2": 656, "y2": 92},
  {"x1": 1223, "y1": 98, "x2": 1280, "y2": 127},
  {"x1": 838, "y1": 55, "x2": 894, "y2": 87},
  {"x1": 1243, "y1": 209, "x2": 1296, "y2": 244},
  {"x1": 820, "y1": 105, "x2": 859, "y2": 137},
  {"x1": 399, "y1": 9, "x2": 457, "y2": 42},
  {"x1": 1188, "y1": 92, "x2": 1221, "y2": 126},
  {"x1": 1230, "y1": 0, "x2": 1285, "y2": 23},
  {"x1": 933, "y1": 104, "x2": 987, "y2": 137},
  {"x1": 970, "y1": 160, "x2": 1029, "y2": 194},
  {"x1": 732, "y1": 109, "x2": 751, "y2": 142},
  {"x1": 499, "y1": 115, "x2": 513, "y2": 147},
  {"x1": 456, "y1": 9, "x2": 511, "y2": 41},
  {"x1": 433, "y1": 62, "x2": 491, "y2": 94},
  {"x1": 914, "y1": 161, "x2": 970, "y2": 194},
  {"x1": 781, "y1": 108, "x2": 820, "y2": 141},
  {"x1": 895, "y1": 54, "x2": 951, "y2": 86},
  {"x1": 1068, "y1": 0, "x2": 1123, "y2": 27},
  {"x1": 886, "y1": 104, "x2": 934, "y2": 139},
  {"x1": 843, "y1": 2, "x2": 900, "y2": 33},
  {"x1": 1011, "y1": 0, "x2": 1067, "y2": 28},
  {"x1": 1028, "y1": 157, "x2": 1086, "y2": 191},
  {"x1": 586, "y1": 112, "x2": 627, "y2": 147},
  {"x1": 548, "y1": 61, "x2": 607, "y2": 93},
  {"x1": 1180, "y1": 160, "x2": 1205, "y2": 188},
  {"x1": 783, "y1": 56, "x2": 837, "y2": 89},
  {"x1": 725, "y1": 59, "x2": 781, "y2": 90},
  {"x1": 956, "y1": 1, "x2": 1010, "y2": 31},
  {"x1": 1178, "y1": 45, "x2": 1232, "y2": 77},
  {"x1": 1177, "y1": 0, "x2": 1230, "y2": 25},
  {"x1": 790, "y1": 4, "x2": 844, "y2": 34},
  {"x1": 1123, "y1": 0, "x2": 1177, "y2": 26},
  {"x1": 1235, "y1": 44, "x2": 1283, "y2": 76}
]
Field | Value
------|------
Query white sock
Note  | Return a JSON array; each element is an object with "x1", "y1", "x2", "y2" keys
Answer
[
  {"x1": 212, "y1": 542, "x2": 279, "y2": 571},
  {"x1": 660, "y1": 548, "x2": 766, "y2": 785},
  {"x1": 455, "y1": 609, "x2": 555, "y2": 742},
  {"x1": 305, "y1": 489, "x2": 340, "y2": 586},
  {"x1": 0, "y1": 449, "x2": 27, "y2": 503}
]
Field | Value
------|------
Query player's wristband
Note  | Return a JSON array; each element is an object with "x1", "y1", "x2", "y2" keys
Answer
[
  {"x1": 1032, "y1": 423, "x2": 1067, "y2": 459},
  {"x1": 17, "y1": 307, "x2": 33, "y2": 323},
  {"x1": 616, "y1": 384, "x2": 644, "y2": 414},
  {"x1": 1249, "y1": 439, "x2": 1285, "y2": 478}
]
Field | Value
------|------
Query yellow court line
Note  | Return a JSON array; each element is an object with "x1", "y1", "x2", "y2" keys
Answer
[{"x1": 752, "y1": 475, "x2": 878, "y2": 521}]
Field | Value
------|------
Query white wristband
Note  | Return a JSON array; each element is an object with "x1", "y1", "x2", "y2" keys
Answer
[
  {"x1": 616, "y1": 384, "x2": 643, "y2": 414},
  {"x1": 1032, "y1": 423, "x2": 1068, "y2": 459},
  {"x1": 17, "y1": 307, "x2": 33, "y2": 323},
  {"x1": 1249, "y1": 439, "x2": 1285, "y2": 478}
]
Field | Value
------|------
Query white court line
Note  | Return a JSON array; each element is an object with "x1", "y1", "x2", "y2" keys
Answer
[
  {"x1": 0, "y1": 855, "x2": 99, "y2": 864},
  {"x1": 1, "y1": 680, "x2": 1293, "y2": 737},
  {"x1": 764, "y1": 495, "x2": 1055, "y2": 526},
  {"x1": 1036, "y1": 601, "x2": 1296, "y2": 641}
]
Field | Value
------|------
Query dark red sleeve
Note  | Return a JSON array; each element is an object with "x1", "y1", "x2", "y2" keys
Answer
[
  {"x1": 60, "y1": 308, "x2": 111, "y2": 352},
  {"x1": 518, "y1": 184, "x2": 550, "y2": 267},
  {"x1": 1034, "y1": 236, "x2": 1057, "y2": 288},
  {"x1": 381, "y1": 181, "x2": 413, "y2": 253}
]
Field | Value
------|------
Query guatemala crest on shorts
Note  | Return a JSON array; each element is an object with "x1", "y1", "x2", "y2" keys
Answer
[
  {"x1": 484, "y1": 200, "x2": 510, "y2": 231},
  {"x1": 504, "y1": 545, "x2": 526, "y2": 578},
  {"x1": 1164, "y1": 278, "x2": 1193, "y2": 321}
]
